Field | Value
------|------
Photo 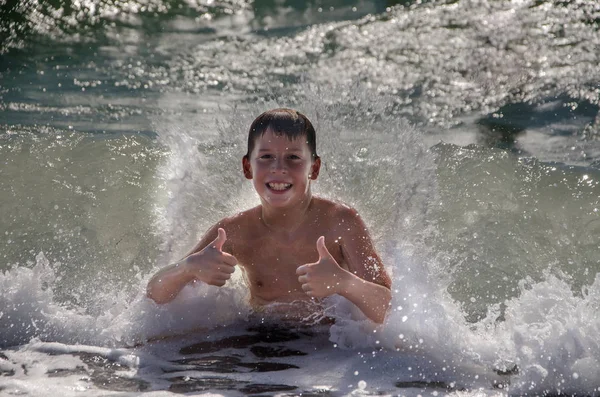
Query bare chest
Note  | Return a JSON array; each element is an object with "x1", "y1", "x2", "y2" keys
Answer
[{"x1": 232, "y1": 232, "x2": 344, "y2": 302}]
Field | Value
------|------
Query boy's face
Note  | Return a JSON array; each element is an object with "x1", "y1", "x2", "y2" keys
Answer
[{"x1": 242, "y1": 129, "x2": 320, "y2": 209}]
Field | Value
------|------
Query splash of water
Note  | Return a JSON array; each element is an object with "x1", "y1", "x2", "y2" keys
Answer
[{"x1": 1, "y1": 80, "x2": 600, "y2": 396}]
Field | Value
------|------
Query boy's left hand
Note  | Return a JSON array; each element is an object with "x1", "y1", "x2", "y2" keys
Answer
[{"x1": 296, "y1": 236, "x2": 347, "y2": 298}]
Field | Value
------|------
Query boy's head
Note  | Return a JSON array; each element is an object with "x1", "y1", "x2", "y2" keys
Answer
[{"x1": 245, "y1": 108, "x2": 318, "y2": 160}]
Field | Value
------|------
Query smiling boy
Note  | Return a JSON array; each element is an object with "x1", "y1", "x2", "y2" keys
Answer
[{"x1": 146, "y1": 108, "x2": 392, "y2": 323}]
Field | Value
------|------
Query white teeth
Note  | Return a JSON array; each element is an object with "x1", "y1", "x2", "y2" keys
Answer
[{"x1": 268, "y1": 183, "x2": 291, "y2": 191}]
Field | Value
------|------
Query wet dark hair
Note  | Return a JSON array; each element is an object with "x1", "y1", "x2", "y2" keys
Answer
[{"x1": 245, "y1": 108, "x2": 318, "y2": 160}]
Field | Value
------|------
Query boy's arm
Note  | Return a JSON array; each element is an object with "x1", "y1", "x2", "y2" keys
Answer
[
  {"x1": 296, "y1": 208, "x2": 392, "y2": 323},
  {"x1": 335, "y1": 264, "x2": 392, "y2": 324},
  {"x1": 146, "y1": 225, "x2": 237, "y2": 304}
]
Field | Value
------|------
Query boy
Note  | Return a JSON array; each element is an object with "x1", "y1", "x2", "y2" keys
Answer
[{"x1": 147, "y1": 108, "x2": 392, "y2": 323}]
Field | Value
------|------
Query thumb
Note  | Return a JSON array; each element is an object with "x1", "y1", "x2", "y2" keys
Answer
[
  {"x1": 212, "y1": 228, "x2": 227, "y2": 251},
  {"x1": 316, "y1": 236, "x2": 332, "y2": 260}
]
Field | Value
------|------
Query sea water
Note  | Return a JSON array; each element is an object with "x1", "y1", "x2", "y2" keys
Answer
[{"x1": 1, "y1": 0, "x2": 599, "y2": 395}]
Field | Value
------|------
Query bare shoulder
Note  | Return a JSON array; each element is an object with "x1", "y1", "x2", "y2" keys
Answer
[
  {"x1": 311, "y1": 196, "x2": 364, "y2": 228},
  {"x1": 185, "y1": 206, "x2": 262, "y2": 257},
  {"x1": 220, "y1": 206, "x2": 260, "y2": 228},
  {"x1": 218, "y1": 206, "x2": 262, "y2": 243},
  {"x1": 313, "y1": 197, "x2": 391, "y2": 288}
]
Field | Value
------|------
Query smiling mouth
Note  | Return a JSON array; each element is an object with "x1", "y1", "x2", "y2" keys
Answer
[{"x1": 267, "y1": 182, "x2": 292, "y2": 191}]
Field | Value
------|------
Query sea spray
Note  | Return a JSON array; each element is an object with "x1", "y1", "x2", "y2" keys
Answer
[
  {"x1": 0, "y1": 250, "x2": 250, "y2": 348},
  {"x1": 304, "y1": 97, "x2": 600, "y2": 394},
  {"x1": 151, "y1": 98, "x2": 256, "y2": 263},
  {"x1": 499, "y1": 273, "x2": 600, "y2": 395},
  {"x1": 0, "y1": 252, "x2": 129, "y2": 348}
]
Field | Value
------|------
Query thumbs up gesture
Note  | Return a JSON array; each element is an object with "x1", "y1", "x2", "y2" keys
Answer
[
  {"x1": 296, "y1": 236, "x2": 347, "y2": 298},
  {"x1": 185, "y1": 228, "x2": 238, "y2": 287}
]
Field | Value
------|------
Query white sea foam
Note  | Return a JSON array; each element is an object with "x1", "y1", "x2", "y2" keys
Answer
[
  {"x1": 326, "y1": 245, "x2": 600, "y2": 395},
  {"x1": 2, "y1": 225, "x2": 600, "y2": 395},
  {"x1": 0, "y1": 251, "x2": 250, "y2": 348},
  {"x1": 498, "y1": 273, "x2": 600, "y2": 394}
]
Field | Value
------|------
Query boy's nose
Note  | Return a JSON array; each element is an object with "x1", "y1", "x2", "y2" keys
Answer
[{"x1": 271, "y1": 157, "x2": 287, "y2": 173}]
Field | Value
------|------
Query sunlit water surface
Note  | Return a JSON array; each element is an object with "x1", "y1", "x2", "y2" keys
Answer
[{"x1": 1, "y1": 0, "x2": 599, "y2": 395}]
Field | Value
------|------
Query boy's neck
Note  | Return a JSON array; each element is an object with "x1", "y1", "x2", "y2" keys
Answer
[{"x1": 260, "y1": 194, "x2": 314, "y2": 233}]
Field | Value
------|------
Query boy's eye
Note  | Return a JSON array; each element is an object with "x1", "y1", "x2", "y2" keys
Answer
[
  {"x1": 288, "y1": 155, "x2": 300, "y2": 160},
  {"x1": 260, "y1": 154, "x2": 273, "y2": 159}
]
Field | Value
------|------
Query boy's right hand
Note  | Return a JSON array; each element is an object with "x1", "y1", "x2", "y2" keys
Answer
[{"x1": 184, "y1": 228, "x2": 237, "y2": 287}]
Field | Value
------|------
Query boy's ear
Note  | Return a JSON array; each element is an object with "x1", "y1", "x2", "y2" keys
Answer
[
  {"x1": 310, "y1": 156, "x2": 321, "y2": 180},
  {"x1": 242, "y1": 155, "x2": 253, "y2": 179}
]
